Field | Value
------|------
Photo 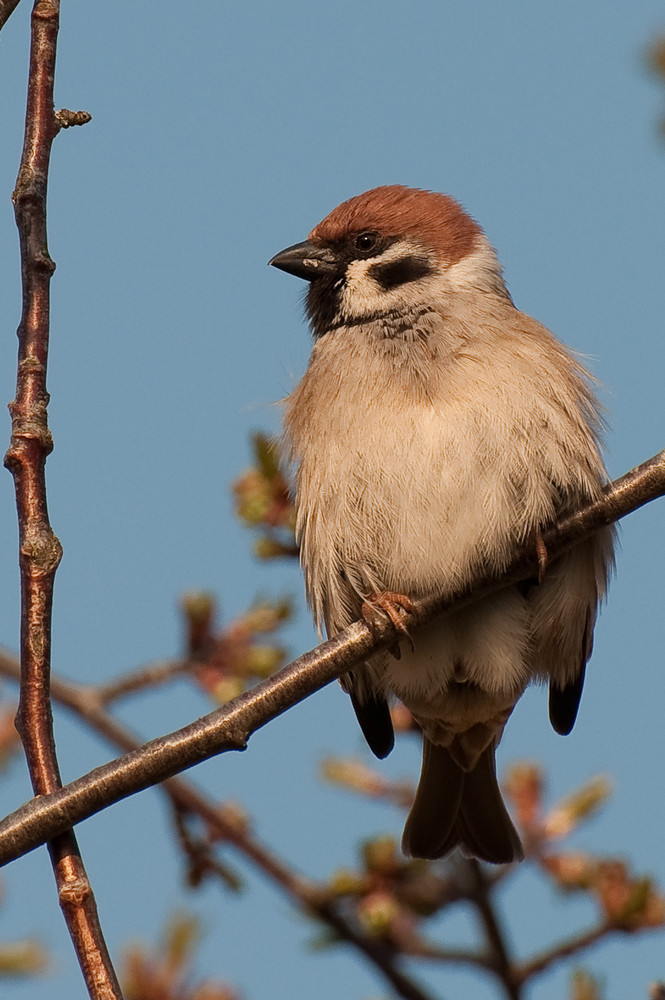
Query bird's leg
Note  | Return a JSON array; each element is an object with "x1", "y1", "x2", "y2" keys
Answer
[
  {"x1": 535, "y1": 528, "x2": 548, "y2": 584},
  {"x1": 361, "y1": 591, "x2": 418, "y2": 656}
]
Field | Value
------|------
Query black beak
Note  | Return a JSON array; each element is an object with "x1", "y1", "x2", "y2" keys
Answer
[{"x1": 269, "y1": 240, "x2": 339, "y2": 281}]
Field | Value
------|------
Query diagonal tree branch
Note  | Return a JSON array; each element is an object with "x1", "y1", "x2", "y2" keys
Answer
[
  {"x1": 0, "y1": 651, "x2": 439, "y2": 1000},
  {"x1": 0, "y1": 450, "x2": 662, "y2": 869},
  {"x1": 3, "y1": 2, "x2": 119, "y2": 997},
  {"x1": 0, "y1": 652, "x2": 639, "y2": 1000}
]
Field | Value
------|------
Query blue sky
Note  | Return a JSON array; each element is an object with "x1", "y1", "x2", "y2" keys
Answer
[{"x1": 0, "y1": 2, "x2": 664, "y2": 998}]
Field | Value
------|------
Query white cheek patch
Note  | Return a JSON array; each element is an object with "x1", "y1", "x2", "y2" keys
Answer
[
  {"x1": 340, "y1": 258, "x2": 385, "y2": 314},
  {"x1": 338, "y1": 240, "x2": 438, "y2": 318}
]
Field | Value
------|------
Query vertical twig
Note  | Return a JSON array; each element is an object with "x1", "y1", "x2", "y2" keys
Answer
[{"x1": 4, "y1": 2, "x2": 121, "y2": 997}]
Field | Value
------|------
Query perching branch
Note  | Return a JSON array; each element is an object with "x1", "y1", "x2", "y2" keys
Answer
[
  {"x1": 3, "y1": 2, "x2": 118, "y2": 997},
  {"x1": 0, "y1": 450, "x2": 662, "y2": 869}
]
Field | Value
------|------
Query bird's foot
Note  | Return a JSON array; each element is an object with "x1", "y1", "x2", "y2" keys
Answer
[
  {"x1": 534, "y1": 529, "x2": 548, "y2": 584},
  {"x1": 361, "y1": 591, "x2": 418, "y2": 655}
]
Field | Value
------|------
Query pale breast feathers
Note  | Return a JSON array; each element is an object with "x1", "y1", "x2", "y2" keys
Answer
[{"x1": 283, "y1": 295, "x2": 608, "y2": 639}]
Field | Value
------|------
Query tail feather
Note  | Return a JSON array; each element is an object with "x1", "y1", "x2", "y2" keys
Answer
[
  {"x1": 455, "y1": 748, "x2": 524, "y2": 864},
  {"x1": 402, "y1": 739, "x2": 523, "y2": 864},
  {"x1": 402, "y1": 739, "x2": 463, "y2": 859}
]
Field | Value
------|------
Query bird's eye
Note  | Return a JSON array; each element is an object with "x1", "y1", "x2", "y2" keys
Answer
[{"x1": 354, "y1": 232, "x2": 379, "y2": 254}]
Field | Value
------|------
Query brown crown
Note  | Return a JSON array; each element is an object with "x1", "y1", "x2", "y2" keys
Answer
[{"x1": 309, "y1": 185, "x2": 482, "y2": 264}]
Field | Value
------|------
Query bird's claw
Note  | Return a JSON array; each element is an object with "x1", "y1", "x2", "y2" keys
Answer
[
  {"x1": 361, "y1": 591, "x2": 418, "y2": 654},
  {"x1": 535, "y1": 529, "x2": 548, "y2": 585}
]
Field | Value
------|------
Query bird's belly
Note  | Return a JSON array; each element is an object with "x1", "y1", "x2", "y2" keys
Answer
[
  {"x1": 294, "y1": 388, "x2": 549, "y2": 709},
  {"x1": 300, "y1": 415, "x2": 522, "y2": 602},
  {"x1": 377, "y1": 588, "x2": 533, "y2": 705}
]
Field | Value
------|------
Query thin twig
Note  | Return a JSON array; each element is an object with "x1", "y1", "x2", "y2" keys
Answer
[
  {"x1": 514, "y1": 920, "x2": 613, "y2": 983},
  {"x1": 0, "y1": 652, "x2": 438, "y2": 1000},
  {"x1": 0, "y1": 451, "x2": 662, "y2": 867},
  {"x1": 466, "y1": 860, "x2": 521, "y2": 999},
  {"x1": 401, "y1": 940, "x2": 489, "y2": 968},
  {"x1": 171, "y1": 802, "x2": 244, "y2": 892},
  {"x1": 3, "y1": 3, "x2": 119, "y2": 997},
  {"x1": 96, "y1": 658, "x2": 190, "y2": 704}
]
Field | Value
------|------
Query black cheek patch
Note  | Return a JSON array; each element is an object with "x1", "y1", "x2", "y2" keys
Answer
[{"x1": 368, "y1": 255, "x2": 434, "y2": 291}]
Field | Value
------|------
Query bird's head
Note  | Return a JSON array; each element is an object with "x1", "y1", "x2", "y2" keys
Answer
[{"x1": 270, "y1": 185, "x2": 510, "y2": 338}]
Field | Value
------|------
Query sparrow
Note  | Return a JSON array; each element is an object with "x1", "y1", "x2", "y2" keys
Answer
[{"x1": 270, "y1": 185, "x2": 614, "y2": 864}]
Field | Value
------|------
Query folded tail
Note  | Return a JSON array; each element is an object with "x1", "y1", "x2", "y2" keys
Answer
[{"x1": 402, "y1": 739, "x2": 523, "y2": 864}]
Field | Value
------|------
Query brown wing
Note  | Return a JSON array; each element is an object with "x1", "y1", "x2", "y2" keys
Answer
[
  {"x1": 348, "y1": 687, "x2": 395, "y2": 759},
  {"x1": 549, "y1": 662, "x2": 586, "y2": 735}
]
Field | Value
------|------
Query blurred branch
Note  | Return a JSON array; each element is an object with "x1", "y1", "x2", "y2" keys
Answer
[
  {"x1": 0, "y1": 451, "x2": 662, "y2": 868},
  {"x1": 516, "y1": 921, "x2": 613, "y2": 984},
  {"x1": 0, "y1": 651, "x2": 438, "y2": 1000},
  {"x1": 3, "y1": 1, "x2": 118, "y2": 997},
  {"x1": 171, "y1": 802, "x2": 244, "y2": 893},
  {"x1": 121, "y1": 913, "x2": 241, "y2": 1000},
  {"x1": 323, "y1": 767, "x2": 661, "y2": 993},
  {"x1": 321, "y1": 756, "x2": 415, "y2": 809},
  {"x1": 647, "y1": 35, "x2": 665, "y2": 138},
  {"x1": 97, "y1": 594, "x2": 292, "y2": 707},
  {"x1": 97, "y1": 658, "x2": 190, "y2": 705},
  {"x1": 465, "y1": 859, "x2": 521, "y2": 999},
  {"x1": 0, "y1": 652, "x2": 660, "y2": 997},
  {"x1": 402, "y1": 941, "x2": 486, "y2": 966}
]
